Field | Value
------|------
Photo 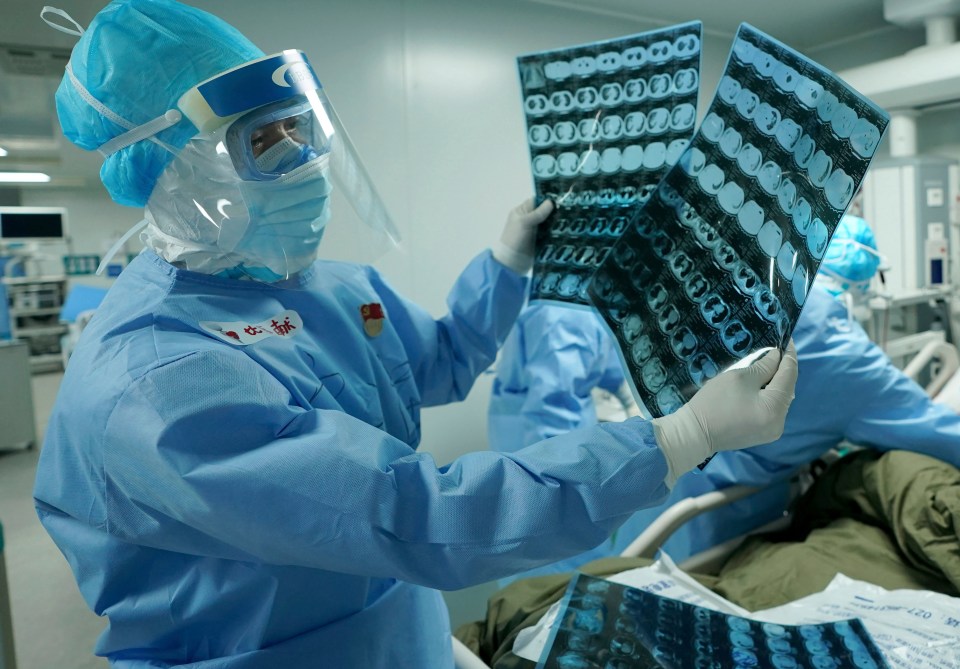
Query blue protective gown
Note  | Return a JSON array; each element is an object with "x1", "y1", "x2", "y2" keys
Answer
[
  {"x1": 491, "y1": 285, "x2": 960, "y2": 573},
  {"x1": 34, "y1": 250, "x2": 671, "y2": 668},
  {"x1": 489, "y1": 303, "x2": 628, "y2": 449},
  {"x1": 489, "y1": 303, "x2": 632, "y2": 580}
]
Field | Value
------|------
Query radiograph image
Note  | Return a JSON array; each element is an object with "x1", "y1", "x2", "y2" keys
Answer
[
  {"x1": 670, "y1": 327, "x2": 698, "y2": 359},
  {"x1": 586, "y1": 23, "x2": 888, "y2": 417},
  {"x1": 540, "y1": 573, "x2": 891, "y2": 669},
  {"x1": 519, "y1": 22, "x2": 703, "y2": 306}
]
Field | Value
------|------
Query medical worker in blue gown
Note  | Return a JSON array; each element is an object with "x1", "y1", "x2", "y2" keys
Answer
[
  {"x1": 488, "y1": 305, "x2": 645, "y2": 582},
  {"x1": 490, "y1": 304, "x2": 642, "y2": 447},
  {"x1": 32, "y1": 2, "x2": 798, "y2": 667},
  {"x1": 490, "y1": 212, "x2": 960, "y2": 576}
]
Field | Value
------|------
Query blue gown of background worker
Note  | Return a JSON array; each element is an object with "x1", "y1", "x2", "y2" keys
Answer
[
  {"x1": 490, "y1": 306, "x2": 632, "y2": 448},
  {"x1": 31, "y1": 1, "x2": 797, "y2": 667},
  {"x1": 490, "y1": 213, "x2": 960, "y2": 575}
]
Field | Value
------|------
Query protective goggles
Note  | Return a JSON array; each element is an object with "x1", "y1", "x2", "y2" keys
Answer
[
  {"x1": 225, "y1": 96, "x2": 328, "y2": 181},
  {"x1": 179, "y1": 52, "x2": 333, "y2": 181},
  {"x1": 177, "y1": 50, "x2": 400, "y2": 254}
]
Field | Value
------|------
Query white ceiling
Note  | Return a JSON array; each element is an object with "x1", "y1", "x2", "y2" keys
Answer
[
  {"x1": 527, "y1": 0, "x2": 910, "y2": 51},
  {"x1": 0, "y1": 0, "x2": 918, "y2": 52},
  {"x1": 0, "y1": 0, "x2": 936, "y2": 188}
]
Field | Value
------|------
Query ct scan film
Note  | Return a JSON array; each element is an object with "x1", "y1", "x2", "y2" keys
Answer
[
  {"x1": 538, "y1": 573, "x2": 891, "y2": 669},
  {"x1": 587, "y1": 23, "x2": 889, "y2": 418},
  {"x1": 518, "y1": 23, "x2": 703, "y2": 306}
]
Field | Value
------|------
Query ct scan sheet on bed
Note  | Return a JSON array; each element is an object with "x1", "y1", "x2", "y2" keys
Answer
[
  {"x1": 518, "y1": 23, "x2": 703, "y2": 306},
  {"x1": 519, "y1": 23, "x2": 889, "y2": 418},
  {"x1": 515, "y1": 557, "x2": 957, "y2": 668},
  {"x1": 538, "y1": 573, "x2": 891, "y2": 669},
  {"x1": 755, "y1": 575, "x2": 960, "y2": 669}
]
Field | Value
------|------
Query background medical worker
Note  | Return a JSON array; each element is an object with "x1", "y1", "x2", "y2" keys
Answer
[
  {"x1": 32, "y1": 1, "x2": 797, "y2": 667},
  {"x1": 488, "y1": 303, "x2": 645, "y2": 582},
  {"x1": 490, "y1": 213, "x2": 960, "y2": 576},
  {"x1": 489, "y1": 303, "x2": 641, "y2": 448}
]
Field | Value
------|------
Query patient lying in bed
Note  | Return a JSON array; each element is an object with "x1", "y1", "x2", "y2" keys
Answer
[{"x1": 456, "y1": 449, "x2": 960, "y2": 668}]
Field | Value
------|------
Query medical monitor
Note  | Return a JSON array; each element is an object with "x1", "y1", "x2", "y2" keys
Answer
[{"x1": 0, "y1": 206, "x2": 67, "y2": 242}]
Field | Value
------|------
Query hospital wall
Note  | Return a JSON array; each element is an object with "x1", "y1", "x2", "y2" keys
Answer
[{"x1": 13, "y1": 0, "x2": 957, "y2": 495}]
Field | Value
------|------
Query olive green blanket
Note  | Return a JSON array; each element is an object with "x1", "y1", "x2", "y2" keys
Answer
[{"x1": 455, "y1": 450, "x2": 960, "y2": 668}]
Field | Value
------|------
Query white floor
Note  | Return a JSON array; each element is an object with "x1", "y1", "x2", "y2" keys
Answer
[{"x1": 0, "y1": 372, "x2": 107, "y2": 669}]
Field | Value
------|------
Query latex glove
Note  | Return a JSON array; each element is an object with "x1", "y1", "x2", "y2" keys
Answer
[
  {"x1": 493, "y1": 198, "x2": 555, "y2": 274},
  {"x1": 652, "y1": 341, "x2": 799, "y2": 487}
]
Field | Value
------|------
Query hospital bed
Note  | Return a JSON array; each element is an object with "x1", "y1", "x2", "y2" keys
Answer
[
  {"x1": 448, "y1": 475, "x2": 803, "y2": 668},
  {"x1": 451, "y1": 341, "x2": 960, "y2": 668},
  {"x1": 909, "y1": 339, "x2": 960, "y2": 411},
  {"x1": 450, "y1": 467, "x2": 808, "y2": 668}
]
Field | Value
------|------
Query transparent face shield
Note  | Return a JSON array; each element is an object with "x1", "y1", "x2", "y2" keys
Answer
[{"x1": 146, "y1": 50, "x2": 400, "y2": 281}]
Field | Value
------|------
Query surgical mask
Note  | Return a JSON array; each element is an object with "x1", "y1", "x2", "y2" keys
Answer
[
  {"x1": 231, "y1": 153, "x2": 333, "y2": 278},
  {"x1": 254, "y1": 136, "x2": 320, "y2": 174}
]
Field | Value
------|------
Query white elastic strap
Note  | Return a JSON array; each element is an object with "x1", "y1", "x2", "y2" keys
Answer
[
  {"x1": 818, "y1": 265, "x2": 871, "y2": 295},
  {"x1": 65, "y1": 63, "x2": 133, "y2": 129},
  {"x1": 65, "y1": 64, "x2": 178, "y2": 156},
  {"x1": 97, "y1": 219, "x2": 149, "y2": 276},
  {"x1": 842, "y1": 291, "x2": 856, "y2": 323},
  {"x1": 817, "y1": 265, "x2": 848, "y2": 284},
  {"x1": 830, "y1": 238, "x2": 888, "y2": 267},
  {"x1": 98, "y1": 109, "x2": 183, "y2": 157},
  {"x1": 41, "y1": 6, "x2": 84, "y2": 37}
]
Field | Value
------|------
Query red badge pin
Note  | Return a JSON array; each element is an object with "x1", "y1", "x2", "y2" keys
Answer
[{"x1": 360, "y1": 302, "x2": 385, "y2": 337}]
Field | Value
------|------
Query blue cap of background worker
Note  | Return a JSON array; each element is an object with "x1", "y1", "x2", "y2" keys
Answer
[
  {"x1": 44, "y1": 0, "x2": 264, "y2": 207},
  {"x1": 817, "y1": 214, "x2": 884, "y2": 300}
]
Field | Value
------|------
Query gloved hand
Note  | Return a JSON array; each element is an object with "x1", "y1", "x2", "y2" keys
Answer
[
  {"x1": 652, "y1": 341, "x2": 799, "y2": 487},
  {"x1": 493, "y1": 198, "x2": 555, "y2": 274}
]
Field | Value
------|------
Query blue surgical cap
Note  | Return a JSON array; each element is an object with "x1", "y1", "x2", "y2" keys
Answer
[
  {"x1": 56, "y1": 0, "x2": 264, "y2": 207},
  {"x1": 818, "y1": 214, "x2": 881, "y2": 298},
  {"x1": 823, "y1": 215, "x2": 880, "y2": 281}
]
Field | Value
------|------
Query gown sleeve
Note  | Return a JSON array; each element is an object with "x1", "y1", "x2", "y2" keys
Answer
[
  {"x1": 101, "y1": 347, "x2": 671, "y2": 590},
  {"x1": 368, "y1": 250, "x2": 529, "y2": 407}
]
